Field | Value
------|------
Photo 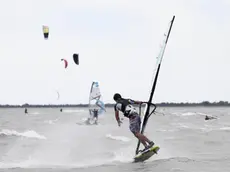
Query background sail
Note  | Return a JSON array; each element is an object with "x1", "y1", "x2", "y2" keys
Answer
[
  {"x1": 42, "y1": 25, "x2": 49, "y2": 39},
  {"x1": 61, "y1": 59, "x2": 68, "y2": 68},
  {"x1": 73, "y1": 54, "x2": 79, "y2": 65},
  {"x1": 88, "y1": 82, "x2": 106, "y2": 115},
  {"x1": 56, "y1": 90, "x2": 60, "y2": 100}
]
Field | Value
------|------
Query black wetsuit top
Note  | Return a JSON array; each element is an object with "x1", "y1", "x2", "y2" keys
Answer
[
  {"x1": 93, "y1": 110, "x2": 98, "y2": 118},
  {"x1": 114, "y1": 98, "x2": 137, "y2": 118}
]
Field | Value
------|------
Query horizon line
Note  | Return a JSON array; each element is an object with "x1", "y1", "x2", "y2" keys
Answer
[{"x1": 0, "y1": 100, "x2": 229, "y2": 107}]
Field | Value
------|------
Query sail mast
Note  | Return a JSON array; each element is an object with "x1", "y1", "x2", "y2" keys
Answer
[
  {"x1": 135, "y1": 16, "x2": 175, "y2": 155},
  {"x1": 88, "y1": 82, "x2": 95, "y2": 115}
]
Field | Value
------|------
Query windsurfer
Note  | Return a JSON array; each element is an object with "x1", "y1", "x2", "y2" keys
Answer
[
  {"x1": 93, "y1": 109, "x2": 99, "y2": 123},
  {"x1": 205, "y1": 115, "x2": 216, "y2": 120},
  {"x1": 24, "y1": 108, "x2": 28, "y2": 114},
  {"x1": 113, "y1": 93, "x2": 154, "y2": 151}
]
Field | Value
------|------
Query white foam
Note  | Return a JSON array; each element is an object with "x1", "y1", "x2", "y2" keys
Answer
[
  {"x1": 106, "y1": 134, "x2": 130, "y2": 142},
  {"x1": 112, "y1": 146, "x2": 133, "y2": 163},
  {"x1": 26, "y1": 112, "x2": 40, "y2": 116},
  {"x1": 63, "y1": 109, "x2": 85, "y2": 113},
  {"x1": 44, "y1": 118, "x2": 58, "y2": 124},
  {"x1": 181, "y1": 112, "x2": 196, "y2": 116},
  {"x1": 219, "y1": 127, "x2": 230, "y2": 131},
  {"x1": 0, "y1": 129, "x2": 46, "y2": 140}
]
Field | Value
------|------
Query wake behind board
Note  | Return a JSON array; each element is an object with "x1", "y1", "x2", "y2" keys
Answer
[
  {"x1": 75, "y1": 118, "x2": 98, "y2": 125},
  {"x1": 133, "y1": 145, "x2": 160, "y2": 163}
]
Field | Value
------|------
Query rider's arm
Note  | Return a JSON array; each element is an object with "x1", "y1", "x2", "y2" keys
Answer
[
  {"x1": 114, "y1": 105, "x2": 122, "y2": 126},
  {"x1": 115, "y1": 110, "x2": 119, "y2": 121},
  {"x1": 128, "y1": 99, "x2": 143, "y2": 105}
]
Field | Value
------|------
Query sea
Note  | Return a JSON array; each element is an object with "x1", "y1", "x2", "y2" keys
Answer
[{"x1": 0, "y1": 106, "x2": 229, "y2": 172}]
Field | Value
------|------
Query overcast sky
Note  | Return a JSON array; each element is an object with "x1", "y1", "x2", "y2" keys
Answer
[{"x1": 0, "y1": 0, "x2": 229, "y2": 105}]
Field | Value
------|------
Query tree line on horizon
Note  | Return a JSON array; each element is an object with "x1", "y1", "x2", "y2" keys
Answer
[{"x1": 0, "y1": 101, "x2": 229, "y2": 108}]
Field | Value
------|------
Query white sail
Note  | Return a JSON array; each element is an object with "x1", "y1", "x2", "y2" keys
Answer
[
  {"x1": 88, "y1": 81, "x2": 106, "y2": 116},
  {"x1": 135, "y1": 16, "x2": 175, "y2": 155}
]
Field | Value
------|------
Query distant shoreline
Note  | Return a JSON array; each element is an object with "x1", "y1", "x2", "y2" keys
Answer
[{"x1": 0, "y1": 101, "x2": 229, "y2": 108}]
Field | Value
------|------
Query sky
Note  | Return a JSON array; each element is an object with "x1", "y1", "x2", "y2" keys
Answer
[{"x1": 0, "y1": 0, "x2": 229, "y2": 105}]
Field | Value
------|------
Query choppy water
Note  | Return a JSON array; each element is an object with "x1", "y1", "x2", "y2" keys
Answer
[{"x1": 0, "y1": 107, "x2": 230, "y2": 172}]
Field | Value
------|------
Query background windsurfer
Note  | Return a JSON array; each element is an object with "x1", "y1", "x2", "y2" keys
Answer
[{"x1": 92, "y1": 109, "x2": 99, "y2": 124}]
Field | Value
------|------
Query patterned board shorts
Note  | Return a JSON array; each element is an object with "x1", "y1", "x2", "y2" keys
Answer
[{"x1": 129, "y1": 114, "x2": 141, "y2": 134}]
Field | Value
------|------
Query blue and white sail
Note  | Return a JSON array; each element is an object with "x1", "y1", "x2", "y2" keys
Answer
[{"x1": 88, "y1": 81, "x2": 106, "y2": 116}]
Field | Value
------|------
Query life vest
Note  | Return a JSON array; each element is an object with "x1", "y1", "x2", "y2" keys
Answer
[{"x1": 114, "y1": 98, "x2": 137, "y2": 117}]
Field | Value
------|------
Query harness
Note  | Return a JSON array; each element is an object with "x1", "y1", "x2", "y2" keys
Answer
[{"x1": 115, "y1": 98, "x2": 137, "y2": 118}]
